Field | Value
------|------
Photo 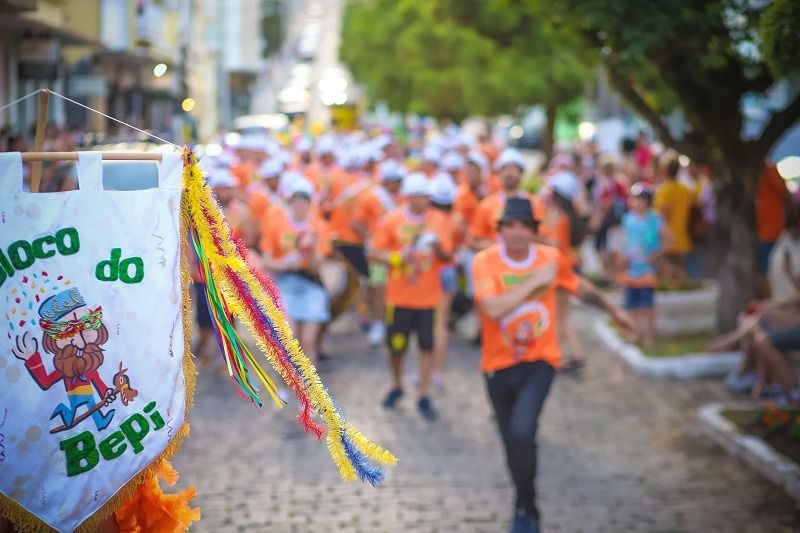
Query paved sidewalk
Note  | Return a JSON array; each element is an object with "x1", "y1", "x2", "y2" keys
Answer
[{"x1": 174, "y1": 308, "x2": 799, "y2": 532}]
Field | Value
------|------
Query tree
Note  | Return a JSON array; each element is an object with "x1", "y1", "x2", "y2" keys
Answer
[
  {"x1": 540, "y1": 0, "x2": 800, "y2": 330},
  {"x1": 340, "y1": 0, "x2": 590, "y2": 155}
]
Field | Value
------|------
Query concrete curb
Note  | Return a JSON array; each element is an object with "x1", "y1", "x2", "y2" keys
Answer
[
  {"x1": 698, "y1": 402, "x2": 800, "y2": 501},
  {"x1": 593, "y1": 319, "x2": 740, "y2": 380}
]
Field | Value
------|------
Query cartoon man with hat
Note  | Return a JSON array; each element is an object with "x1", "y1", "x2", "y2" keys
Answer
[{"x1": 12, "y1": 286, "x2": 118, "y2": 432}]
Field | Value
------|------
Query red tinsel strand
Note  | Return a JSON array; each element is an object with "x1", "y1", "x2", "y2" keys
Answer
[{"x1": 221, "y1": 265, "x2": 322, "y2": 430}]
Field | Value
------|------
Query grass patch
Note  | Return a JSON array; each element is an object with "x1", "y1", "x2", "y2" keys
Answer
[
  {"x1": 641, "y1": 331, "x2": 713, "y2": 357},
  {"x1": 722, "y1": 409, "x2": 762, "y2": 427},
  {"x1": 609, "y1": 322, "x2": 712, "y2": 357}
]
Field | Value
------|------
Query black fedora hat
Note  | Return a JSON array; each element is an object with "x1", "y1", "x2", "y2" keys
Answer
[{"x1": 498, "y1": 197, "x2": 538, "y2": 226}]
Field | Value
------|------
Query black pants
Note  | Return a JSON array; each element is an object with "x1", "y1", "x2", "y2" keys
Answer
[{"x1": 485, "y1": 360, "x2": 555, "y2": 518}]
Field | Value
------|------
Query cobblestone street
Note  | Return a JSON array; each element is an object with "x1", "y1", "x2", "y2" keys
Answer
[{"x1": 174, "y1": 309, "x2": 799, "y2": 532}]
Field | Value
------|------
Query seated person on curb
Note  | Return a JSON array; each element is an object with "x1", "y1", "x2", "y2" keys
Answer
[{"x1": 711, "y1": 214, "x2": 800, "y2": 400}]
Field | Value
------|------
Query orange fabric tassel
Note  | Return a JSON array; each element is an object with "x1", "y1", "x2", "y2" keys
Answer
[{"x1": 113, "y1": 459, "x2": 201, "y2": 533}]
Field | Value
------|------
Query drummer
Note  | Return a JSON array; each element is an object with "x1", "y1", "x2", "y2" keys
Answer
[
  {"x1": 328, "y1": 147, "x2": 379, "y2": 328},
  {"x1": 259, "y1": 176, "x2": 333, "y2": 364}
]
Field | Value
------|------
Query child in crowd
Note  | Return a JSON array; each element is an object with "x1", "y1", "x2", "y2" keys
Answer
[{"x1": 618, "y1": 183, "x2": 667, "y2": 349}]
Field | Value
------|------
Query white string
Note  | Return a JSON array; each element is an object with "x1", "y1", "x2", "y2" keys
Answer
[
  {"x1": 0, "y1": 89, "x2": 42, "y2": 114},
  {"x1": 47, "y1": 90, "x2": 182, "y2": 149},
  {"x1": 0, "y1": 88, "x2": 182, "y2": 149}
]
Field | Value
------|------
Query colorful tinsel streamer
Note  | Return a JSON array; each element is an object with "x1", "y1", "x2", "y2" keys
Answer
[{"x1": 183, "y1": 148, "x2": 396, "y2": 484}]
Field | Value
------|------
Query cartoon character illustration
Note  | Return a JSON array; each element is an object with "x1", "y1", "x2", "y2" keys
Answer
[
  {"x1": 500, "y1": 301, "x2": 550, "y2": 361},
  {"x1": 10, "y1": 287, "x2": 135, "y2": 433}
]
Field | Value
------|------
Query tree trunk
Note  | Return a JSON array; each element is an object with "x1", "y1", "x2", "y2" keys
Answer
[
  {"x1": 543, "y1": 102, "x2": 557, "y2": 162},
  {"x1": 713, "y1": 155, "x2": 763, "y2": 332}
]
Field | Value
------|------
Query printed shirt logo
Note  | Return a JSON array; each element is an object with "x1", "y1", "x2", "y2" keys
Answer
[{"x1": 498, "y1": 301, "x2": 550, "y2": 361}]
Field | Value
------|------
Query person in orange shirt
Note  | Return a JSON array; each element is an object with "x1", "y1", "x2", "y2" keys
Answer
[
  {"x1": 469, "y1": 148, "x2": 542, "y2": 251},
  {"x1": 327, "y1": 148, "x2": 381, "y2": 329},
  {"x1": 441, "y1": 151, "x2": 465, "y2": 185},
  {"x1": 291, "y1": 137, "x2": 313, "y2": 174},
  {"x1": 355, "y1": 161, "x2": 407, "y2": 346},
  {"x1": 420, "y1": 145, "x2": 443, "y2": 179},
  {"x1": 306, "y1": 137, "x2": 343, "y2": 196},
  {"x1": 454, "y1": 151, "x2": 489, "y2": 224},
  {"x1": 231, "y1": 134, "x2": 268, "y2": 189},
  {"x1": 369, "y1": 172, "x2": 454, "y2": 420},
  {"x1": 260, "y1": 177, "x2": 333, "y2": 364},
  {"x1": 539, "y1": 171, "x2": 588, "y2": 375},
  {"x1": 472, "y1": 198, "x2": 632, "y2": 531},
  {"x1": 248, "y1": 158, "x2": 284, "y2": 224}
]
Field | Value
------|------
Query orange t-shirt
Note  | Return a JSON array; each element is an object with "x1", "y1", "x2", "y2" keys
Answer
[
  {"x1": 328, "y1": 173, "x2": 373, "y2": 244},
  {"x1": 259, "y1": 210, "x2": 332, "y2": 270},
  {"x1": 454, "y1": 184, "x2": 481, "y2": 226},
  {"x1": 469, "y1": 192, "x2": 544, "y2": 245},
  {"x1": 248, "y1": 184, "x2": 282, "y2": 222},
  {"x1": 372, "y1": 208, "x2": 454, "y2": 309},
  {"x1": 538, "y1": 208, "x2": 573, "y2": 263},
  {"x1": 231, "y1": 161, "x2": 256, "y2": 189},
  {"x1": 354, "y1": 186, "x2": 399, "y2": 235},
  {"x1": 472, "y1": 243, "x2": 580, "y2": 372},
  {"x1": 486, "y1": 173, "x2": 502, "y2": 194},
  {"x1": 756, "y1": 164, "x2": 789, "y2": 242},
  {"x1": 307, "y1": 162, "x2": 345, "y2": 193}
]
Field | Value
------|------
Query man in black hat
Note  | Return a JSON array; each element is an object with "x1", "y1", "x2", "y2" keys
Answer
[{"x1": 471, "y1": 197, "x2": 633, "y2": 533}]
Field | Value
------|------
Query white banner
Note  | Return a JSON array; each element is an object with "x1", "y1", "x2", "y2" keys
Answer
[{"x1": 0, "y1": 152, "x2": 189, "y2": 532}]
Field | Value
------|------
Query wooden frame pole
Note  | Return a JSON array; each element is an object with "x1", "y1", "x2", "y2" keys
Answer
[
  {"x1": 30, "y1": 89, "x2": 50, "y2": 193},
  {"x1": 20, "y1": 151, "x2": 166, "y2": 162}
]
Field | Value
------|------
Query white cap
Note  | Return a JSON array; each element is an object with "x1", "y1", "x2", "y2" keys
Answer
[
  {"x1": 295, "y1": 138, "x2": 312, "y2": 152},
  {"x1": 207, "y1": 166, "x2": 238, "y2": 189},
  {"x1": 258, "y1": 158, "x2": 283, "y2": 178},
  {"x1": 379, "y1": 160, "x2": 407, "y2": 183},
  {"x1": 287, "y1": 175, "x2": 315, "y2": 199},
  {"x1": 279, "y1": 171, "x2": 304, "y2": 198},
  {"x1": 429, "y1": 172, "x2": 457, "y2": 205},
  {"x1": 466, "y1": 151, "x2": 489, "y2": 175},
  {"x1": 442, "y1": 152, "x2": 465, "y2": 172},
  {"x1": 494, "y1": 148, "x2": 527, "y2": 173},
  {"x1": 366, "y1": 147, "x2": 383, "y2": 163},
  {"x1": 402, "y1": 172, "x2": 432, "y2": 197},
  {"x1": 421, "y1": 145, "x2": 443, "y2": 164},
  {"x1": 316, "y1": 136, "x2": 336, "y2": 155},
  {"x1": 549, "y1": 171, "x2": 581, "y2": 201},
  {"x1": 236, "y1": 133, "x2": 269, "y2": 153},
  {"x1": 337, "y1": 148, "x2": 360, "y2": 169},
  {"x1": 373, "y1": 134, "x2": 393, "y2": 150},
  {"x1": 275, "y1": 149, "x2": 292, "y2": 168}
]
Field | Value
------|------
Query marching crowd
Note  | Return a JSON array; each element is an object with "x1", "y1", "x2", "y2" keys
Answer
[{"x1": 5, "y1": 121, "x2": 799, "y2": 532}]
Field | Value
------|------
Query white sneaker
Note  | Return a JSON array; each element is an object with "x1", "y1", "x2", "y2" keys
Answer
[{"x1": 367, "y1": 321, "x2": 386, "y2": 346}]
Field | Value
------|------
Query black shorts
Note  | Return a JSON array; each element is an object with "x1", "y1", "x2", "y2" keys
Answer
[
  {"x1": 385, "y1": 306, "x2": 435, "y2": 355},
  {"x1": 335, "y1": 244, "x2": 369, "y2": 278}
]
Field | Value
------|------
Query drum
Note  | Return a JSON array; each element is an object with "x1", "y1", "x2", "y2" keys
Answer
[{"x1": 317, "y1": 252, "x2": 361, "y2": 319}]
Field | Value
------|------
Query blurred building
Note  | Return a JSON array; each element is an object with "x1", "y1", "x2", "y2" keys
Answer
[{"x1": 0, "y1": 0, "x2": 292, "y2": 142}]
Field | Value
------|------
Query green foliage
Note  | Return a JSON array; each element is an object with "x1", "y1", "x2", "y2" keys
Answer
[
  {"x1": 340, "y1": 0, "x2": 590, "y2": 121},
  {"x1": 760, "y1": 0, "x2": 800, "y2": 77}
]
